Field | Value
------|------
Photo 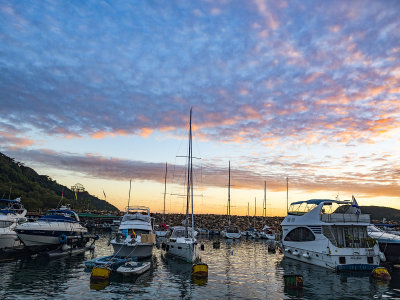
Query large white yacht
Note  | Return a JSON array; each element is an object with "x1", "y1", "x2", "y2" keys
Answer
[
  {"x1": 15, "y1": 205, "x2": 88, "y2": 251},
  {"x1": 165, "y1": 108, "x2": 199, "y2": 263},
  {"x1": 368, "y1": 225, "x2": 400, "y2": 264},
  {"x1": 110, "y1": 206, "x2": 155, "y2": 258},
  {"x1": 0, "y1": 198, "x2": 27, "y2": 249},
  {"x1": 281, "y1": 197, "x2": 383, "y2": 271}
]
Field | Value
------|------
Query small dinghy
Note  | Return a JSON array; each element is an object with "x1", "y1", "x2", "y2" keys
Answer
[
  {"x1": 85, "y1": 255, "x2": 137, "y2": 270},
  {"x1": 116, "y1": 261, "x2": 151, "y2": 276}
]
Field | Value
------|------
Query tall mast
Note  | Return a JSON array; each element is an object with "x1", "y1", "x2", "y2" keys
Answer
[
  {"x1": 263, "y1": 181, "x2": 266, "y2": 225},
  {"x1": 228, "y1": 160, "x2": 231, "y2": 226},
  {"x1": 163, "y1": 163, "x2": 167, "y2": 222},
  {"x1": 185, "y1": 108, "x2": 192, "y2": 237},
  {"x1": 128, "y1": 179, "x2": 132, "y2": 208},
  {"x1": 190, "y1": 110, "x2": 194, "y2": 232},
  {"x1": 286, "y1": 177, "x2": 289, "y2": 214},
  {"x1": 254, "y1": 197, "x2": 256, "y2": 228},
  {"x1": 247, "y1": 202, "x2": 250, "y2": 228}
]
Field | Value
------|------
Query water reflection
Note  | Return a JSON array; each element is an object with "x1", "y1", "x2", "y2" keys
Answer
[{"x1": 0, "y1": 234, "x2": 399, "y2": 299}]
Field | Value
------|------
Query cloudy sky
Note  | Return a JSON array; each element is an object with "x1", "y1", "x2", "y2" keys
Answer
[{"x1": 1, "y1": 0, "x2": 399, "y2": 215}]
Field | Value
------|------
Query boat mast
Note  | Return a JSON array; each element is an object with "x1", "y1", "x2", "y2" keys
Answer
[
  {"x1": 190, "y1": 110, "x2": 194, "y2": 233},
  {"x1": 247, "y1": 202, "x2": 250, "y2": 228},
  {"x1": 128, "y1": 179, "x2": 132, "y2": 208},
  {"x1": 254, "y1": 197, "x2": 256, "y2": 229},
  {"x1": 263, "y1": 181, "x2": 266, "y2": 226},
  {"x1": 185, "y1": 108, "x2": 192, "y2": 237},
  {"x1": 163, "y1": 162, "x2": 167, "y2": 223},
  {"x1": 228, "y1": 160, "x2": 231, "y2": 227},
  {"x1": 286, "y1": 177, "x2": 289, "y2": 214}
]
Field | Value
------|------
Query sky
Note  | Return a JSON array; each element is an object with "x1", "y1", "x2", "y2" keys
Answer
[{"x1": 0, "y1": 0, "x2": 399, "y2": 216}]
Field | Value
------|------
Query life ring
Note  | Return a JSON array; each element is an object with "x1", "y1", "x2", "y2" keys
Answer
[{"x1": 59, "y1": 233, "x2": 67, "y2": 243}]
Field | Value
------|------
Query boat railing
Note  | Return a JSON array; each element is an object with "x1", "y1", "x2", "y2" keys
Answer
[{"x1": 321, "y1": 213, "x2": 370, "y2": 223}]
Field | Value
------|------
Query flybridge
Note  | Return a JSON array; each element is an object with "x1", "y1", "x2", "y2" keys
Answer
[{"x1": 288, "y1": 199, "x2": 357, "y2": 217}]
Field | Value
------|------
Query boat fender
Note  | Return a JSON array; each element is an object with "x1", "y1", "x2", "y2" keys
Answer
[
  {"x1": 371, "y1": 267, "x2": 391, "y2": 281},
  {"x1": 59, "y1": 233, "x2": 67, "y2": 243},
  {"x1": 200, "y1": 244, "x2": 205, "y2": 251},
  {"x1": 379, "y1": 251, "x2": 386, "y2": 262},
  {"x1": 94, "y1": 234, "x2": 100, "y2": 241},
  {"x1": 166, "y1": 244, "x2": 169, "y2": 251},
  {"x1": 161, "y1": 242, "x2": 166, "y2": 250}
]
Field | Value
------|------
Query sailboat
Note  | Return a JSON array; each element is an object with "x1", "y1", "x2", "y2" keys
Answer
[
  {"x1": 222, "y1": 161, "x2": 241, "y2": 239},
  {"x1": 155, "y1": 163, "x2": 170, "y2": 238},
  {"x1": 166, "y1": 108, "x2": 200, "y2": 263},
  {"x1": 259, "y1": 181, "x2": 276, "y2": 240}
]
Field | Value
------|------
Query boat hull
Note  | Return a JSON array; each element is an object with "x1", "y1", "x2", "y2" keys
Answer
[
  {"x1": 111, "y1": 242, "x2": 153, "y2": 258},
  {"x1": 222, "y1": 232, "x2": 241, "y2": 239},
  {"x1": 116, "y1": 262, "x2": 151, "y2": 276},
  {"x1": 166, "y1": 241, "x2": 199, "y2": 263},
  {"x1": 16, "y1": 230, "x2": 89, "y2": 250},
  {"x1": 0, "y1": 232, "x2": 22, "y2": 249},
  {"x1": 281, "y1": 244, "x2": 380, "y2": 271}
]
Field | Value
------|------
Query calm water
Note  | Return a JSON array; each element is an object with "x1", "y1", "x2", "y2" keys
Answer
[{"x1": 0, "y1": 233, "x2": 399, "y2": 299}]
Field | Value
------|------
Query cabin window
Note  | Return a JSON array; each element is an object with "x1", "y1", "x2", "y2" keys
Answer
[{"x1": 284, "y1": 227, "x2": 315, "y2": 242}]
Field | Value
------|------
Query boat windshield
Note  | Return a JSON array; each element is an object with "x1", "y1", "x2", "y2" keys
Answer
[
  {"x1": 288, "y1": 200, "x2": 354, "y2": 216},
  {"x1": 288, "y1": 202, "x2": 318, "y2": 216},
  {"x1": 367, "y1": 225, "x2": 382, "y2": 233},
  {"x1": 171, "y1": 227, "x2": 195, "y2": 238}
]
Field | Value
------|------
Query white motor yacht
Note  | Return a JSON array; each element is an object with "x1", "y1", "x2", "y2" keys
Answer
[
  {"x1": 15, "y1": 205, "x2": 88, "y2": 251},
  {"x1": 281, "y1": 197, "x2": 383, "y2": 271},
  {"x1": 110, "y1": 206, "x2": 155, "y2": 258},
  {"x1": 368, "y1": 225, "x2": 400, "y2": 264},
  {"x1": 0, "y1": 198, "x2": 27, "y2": 249}
]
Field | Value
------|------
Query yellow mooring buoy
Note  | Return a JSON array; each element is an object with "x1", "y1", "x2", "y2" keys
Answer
[
  {"x1": 91, "y1": 267, "x2": 111, "y2": 280},
  {"x1": 192, "y1": 263, "x2": 208, "y2": 278},
  {"x1": 371, "y1": 267, "x2": 391, "y2": 281}
]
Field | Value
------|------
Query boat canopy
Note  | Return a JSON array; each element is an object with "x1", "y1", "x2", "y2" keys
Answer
[
  {"x1": 288, "y1": 199, "x2": 353, "y2": 216},
  {"x1": 39, "y1": 209, "x2": 79, "y2": 223}
]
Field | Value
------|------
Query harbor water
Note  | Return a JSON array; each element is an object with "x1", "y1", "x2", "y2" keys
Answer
[{"x1": 1, "y1": 233, "x2": 400, "y2": 299}]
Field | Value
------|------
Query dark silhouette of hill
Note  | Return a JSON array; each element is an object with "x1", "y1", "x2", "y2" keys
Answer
[
  {"x1": 0, "y1": 152, "x2": 118, "y2": 212},
  {"x1": 360, "y1": 206, "x2": 400, "y2": 223}
]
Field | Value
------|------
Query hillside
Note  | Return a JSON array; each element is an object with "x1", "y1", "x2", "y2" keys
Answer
[
  {"x1": 0, "y1": 152, "x2": 118, "y2": 212},
  {"x1": 360, "y1": 206, "x2": 400, "y2": 223}
]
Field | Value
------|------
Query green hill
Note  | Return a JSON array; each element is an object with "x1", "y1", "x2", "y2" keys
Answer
[{"x1": 0, "y1": 152, "x2": 118, "y2": 212}]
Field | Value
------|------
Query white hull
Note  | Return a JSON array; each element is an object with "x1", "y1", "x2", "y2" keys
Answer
[
  {"x1": 222, "y1": 231, "x2": 241, "y2": 239},
  {"x1": 259, "y1": 233, "x2": 276, "y2": 240},
  {"x1": 281, "y1": 243, "x2": 380, "y2": 270},
  {"x1": 116, "y1": 262, "x2": 151, "y2": 276},
  {"x1": 111, "y1": 242, "x2": 153, "y2": 258},
  {"x1": 16, "y1": 222, "x2": 88, "y2": 249},
  {"x1": 0, "y1": 232, "x2": 21, "y2": 249},
  {"x1": 166, "y1": 240, "x2": 199, "y2": 263}
]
